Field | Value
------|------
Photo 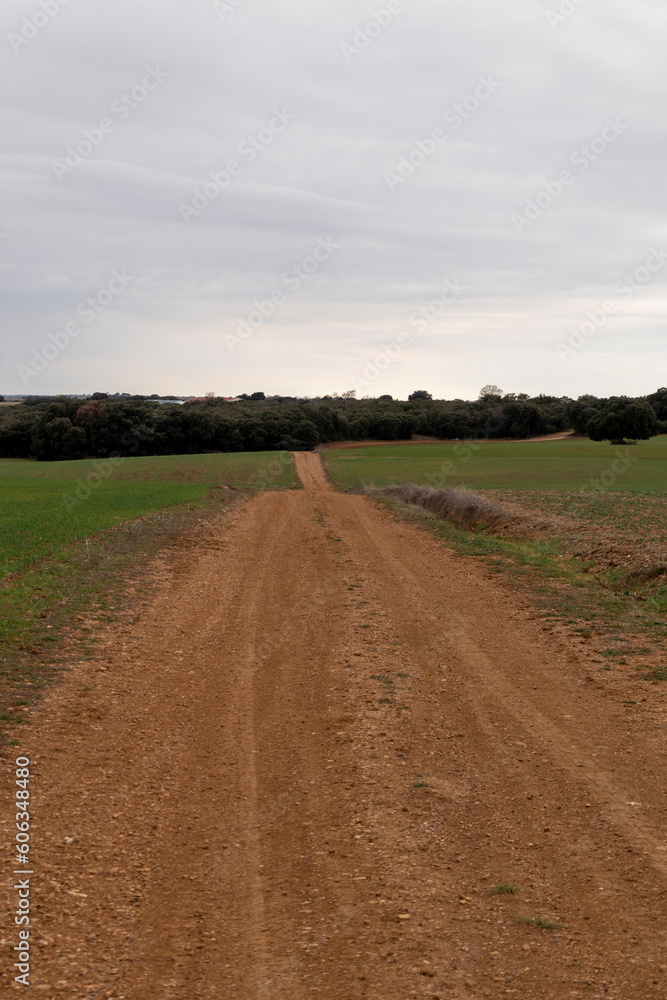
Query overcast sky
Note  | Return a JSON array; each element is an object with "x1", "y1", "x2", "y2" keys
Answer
[{"x1": 1, "y1": 0, "x2": 666, "y2": 399}]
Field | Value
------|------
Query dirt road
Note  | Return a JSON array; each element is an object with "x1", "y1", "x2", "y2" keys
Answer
[
  {"x1": 324, "y1": 431, "x2": 576, "y2": 449},
  {"x1": 3, "y1": 451, "x2": 666, "y2": 998}
]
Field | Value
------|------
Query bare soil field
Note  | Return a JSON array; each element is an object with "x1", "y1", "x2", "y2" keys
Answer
[{"x1": 2, "y1": 452, "x2": 666, "y2": 998}]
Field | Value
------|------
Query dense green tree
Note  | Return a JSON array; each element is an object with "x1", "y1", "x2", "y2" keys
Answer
[
  {"x1": 647, "y1": 387, "x2": 667, "y2": 421},
  {"x1": 32, "y1": 417, "x2": 86, "y2": 460},
  {"x1": 0, "y1": 389, "x2": 663, "y2": 461},
  {"x1": 567, "y1": 395, "x2": 607, "y2": 435},
  {"x1": 586, "y1": 398, "x2": 660, "y2": 445}
]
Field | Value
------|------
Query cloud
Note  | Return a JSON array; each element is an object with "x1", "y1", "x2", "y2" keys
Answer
[{"x1": 0, "y1": 0, "x2": 665, "y2": 397}]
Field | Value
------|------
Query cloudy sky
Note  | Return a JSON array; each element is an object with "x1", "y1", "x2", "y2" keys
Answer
[{"x1": 1, "y1": 0, "x2": 666, "y2": 399}]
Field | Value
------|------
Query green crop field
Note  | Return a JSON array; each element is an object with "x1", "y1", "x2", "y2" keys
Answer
[
  {"x1": 323, "y1": 437, "x2": 667, "y2": 493},
  {"x1": 0, "y1": 451, "x2": 293, "y2": 580},
  {"x1": 332, "y1": 438, "x2": 667, "y2": 689}
]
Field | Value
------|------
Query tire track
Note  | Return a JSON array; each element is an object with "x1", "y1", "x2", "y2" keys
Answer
[{"x1": 1, "y1": 454, "x2": 665, "y2": 998}]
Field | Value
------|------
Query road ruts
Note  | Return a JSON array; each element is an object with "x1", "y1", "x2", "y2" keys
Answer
[{"x1": 1, "y1": 451, "x2": 665, "y2": 999}]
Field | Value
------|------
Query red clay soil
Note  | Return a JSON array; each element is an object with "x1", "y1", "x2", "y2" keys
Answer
[
  {"x1": 325, "y1": 432, "x2": 576, "y2": 449},
  {"x1": 1, "y1": 450, "x2": 665, "y2": 998}
]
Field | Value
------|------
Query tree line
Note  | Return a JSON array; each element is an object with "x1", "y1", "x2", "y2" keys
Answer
[{"x1": 0, "y1": 388, "x2": 665, "y2": 461}]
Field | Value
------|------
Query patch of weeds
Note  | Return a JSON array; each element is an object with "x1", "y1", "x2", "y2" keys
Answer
[
  {"x1": 519, "y1": 916, "x2": 563, "y2": 930},
  {"x1": 374, "y1": 494, "x2": 667, "y2": 667},
  {"x1": 494, "y1": 884, "x2": 519, "y2": 895},
  {"x1": 412, "y1": 780, "x2": 430, "y2": 788},
  {"x1": 640, "y1": 667, "x2": 667, "y2": 682},
  {"x1": 0, "y1": 711, "x2": 27, "y2": 724},
  {"x1": 396, "y1": 672, "x2": 411, "y2": 678},
  {"x1": 378, "y1": 697, "x2": 394, "y2": 704},
  {"x1": 0, "y1": 489, "x2": 236, "y2": 746}
]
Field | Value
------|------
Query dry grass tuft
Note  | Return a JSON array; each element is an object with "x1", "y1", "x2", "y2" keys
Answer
[{"x1": 370, "y1": 485, "x2": 515, "y2": 530}]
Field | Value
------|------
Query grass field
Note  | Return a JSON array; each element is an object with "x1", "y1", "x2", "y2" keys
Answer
[
  {"x1": 351, "y1": 437, "x2": 667, "y2": 685},
  {"x1": 0, "y1": 451, "x2": 293, "y2": 580},
  {"x1": 0, "y1": 450, "x2": 294, "y2": 740},
  {"x1": 323, "y1": 436, "x2": 667, "y2": 493}
]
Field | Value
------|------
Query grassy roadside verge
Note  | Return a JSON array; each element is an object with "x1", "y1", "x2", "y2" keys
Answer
[
  {"x1": 0, "y1": 449, "x2": 296, "y2": 745},
  {"x1": 371, "y1": 493, "x2": 667, "y2": 681},
  {"x1": 0, "y1": 490, "x2": 239, "y2": 745}
]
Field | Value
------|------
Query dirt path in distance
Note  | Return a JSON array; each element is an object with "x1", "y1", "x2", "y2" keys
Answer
[
  {"x1": 2, "y1": 452, "x2": 666, "y2": 998},
  {"x1": 293, "y1": 449, "x2": 333, "y2": 490},
  {"x1": 325, "y1": 431, "x2": 576, "y2": 449}
]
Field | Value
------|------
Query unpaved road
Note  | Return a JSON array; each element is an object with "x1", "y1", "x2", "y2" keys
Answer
[
  {"x1": 325, "y1": 432, "x2": 576, "y2": 449},
  {"x1": 2, "y1": 451, "x2": 666, "y2": 998}
]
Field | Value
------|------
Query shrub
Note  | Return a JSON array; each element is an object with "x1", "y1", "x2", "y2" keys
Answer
[{"x1": 371, "y1": 484, "x2": 513, "y2": 529}]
